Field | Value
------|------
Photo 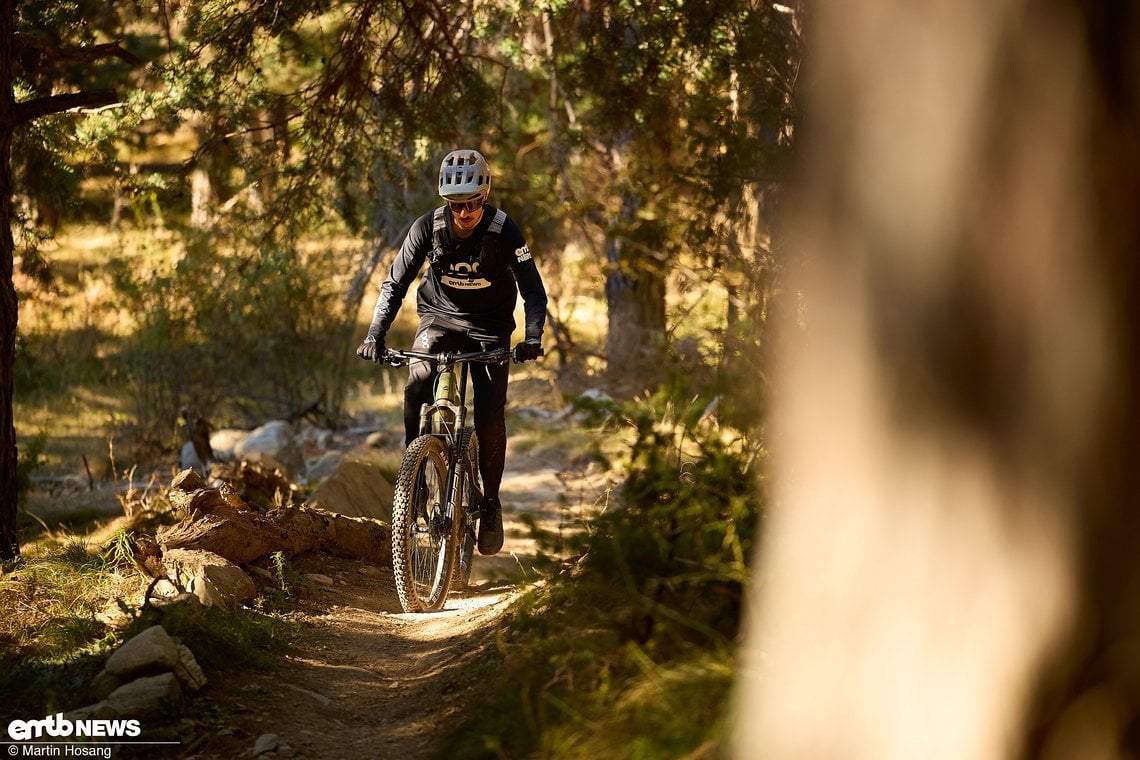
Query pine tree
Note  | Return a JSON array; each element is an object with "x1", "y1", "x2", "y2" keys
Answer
[{"x1": 1, "y1": 0, "x2": 141, "y2": 560}]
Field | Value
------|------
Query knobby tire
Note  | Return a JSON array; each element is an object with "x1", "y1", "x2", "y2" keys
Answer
[{"x1": 391, "y1": 435, "x2": 458, "y2": 612}]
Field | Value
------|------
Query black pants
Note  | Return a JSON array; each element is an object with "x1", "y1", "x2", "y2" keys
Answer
[{"x1": 404, "y1": 322, "x2": 509, "y2": 501}]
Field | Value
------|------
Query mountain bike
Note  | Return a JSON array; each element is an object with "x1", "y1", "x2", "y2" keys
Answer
[{"x1": 382, "y1": 346, "x2": 515, "y2": 613}]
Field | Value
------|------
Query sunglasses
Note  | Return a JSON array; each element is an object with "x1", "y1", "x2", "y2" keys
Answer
[{"x1": 448, "y1": 198, "x2": 485, "y2": 214}]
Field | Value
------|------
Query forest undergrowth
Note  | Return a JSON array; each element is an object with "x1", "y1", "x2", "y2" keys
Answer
[{"x1": 445, "y1": 390, "x2": 765, "y2": 759}]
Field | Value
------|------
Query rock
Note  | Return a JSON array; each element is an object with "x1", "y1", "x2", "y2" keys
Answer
[
  {"x1": 209, "y1": 429, "x2": 251, "y2": 461},
  {"x1": 567, "y1": 389, "x2": 618, "y2": 423},
  {"x1": 297, "y1": 423, "x2": 335, "y2": 450},
  {"x1": 515, "y1": 406, "x2": 555, "y2": 422},
  {"x1": 303, "y1": 451, "x2": 344, "y2": 486},
  {"x1": 150, "y1": 579, "x2": 180, "y2": 599},
  {"x1": 234, "y1": 421, "x2": 303, "y2": 479},
  {"x1": 90, "y1": 671, "x2": 123, "y2": 701},
  {"x1": 174, "y1": 644, "x2": 208, "y2": 691},
  {"x1": 283, "y1": 683, "x2": 331, "y2": 707},
  {"x1": 306, "y1": 458, "x2": 394, "y2": 523},
  {"x1": 179, "y1": 441, "x2": 206, "y2": 476},
  {"x1": 253, "y1": 733, "x2": 280, "y2": 755},
  {"x1": 163, "y1": 549, "x2": 256, "y2": 608},
  {"x1": 104, "y1": 625, "x2": 180, "y2": 680},
  {"x1": 276, "y1": 744, "x2": 295, "y2": 757},
  {"x1": 579, "y1": 388, "x2": 615, "y2": 405},
  {"x1": 306, "y1": 573, "x2": 334, "y2": 586},
  {"x1": 65, "y1": 702, "x2": 117, "y2": 721},
  {"x1": 105, "y1": 672, "x2": 182, "y2": 719},
  {"x1": 358, "y1": 565, "x2": 383, "y2": 577}
]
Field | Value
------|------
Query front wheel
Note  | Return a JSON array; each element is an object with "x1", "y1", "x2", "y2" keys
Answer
[{"x1": 391, "y1": 435, "x2": 457, "y2": 612}]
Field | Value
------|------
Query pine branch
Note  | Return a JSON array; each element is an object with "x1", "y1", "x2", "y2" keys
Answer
[
  {"x1": 13, "y1": 89, "x2": 122, "y2": 125},
  {"x1": 13, "y1": 33, "x2": 143, "y2": 66}
]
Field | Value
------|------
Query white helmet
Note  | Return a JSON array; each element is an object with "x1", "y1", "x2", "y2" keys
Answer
[{"x1": 438, "y1": 149, "x2": 491, "y2": 201}]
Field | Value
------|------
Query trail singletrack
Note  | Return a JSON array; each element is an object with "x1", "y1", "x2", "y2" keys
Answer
[{"x1": 174, "y1": 442, "x2": 603, "y2": 760}]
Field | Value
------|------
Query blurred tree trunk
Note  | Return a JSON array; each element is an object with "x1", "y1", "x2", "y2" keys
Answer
[{"x1": 736, "y1": 1, "x2": 1140, "y2": 757}]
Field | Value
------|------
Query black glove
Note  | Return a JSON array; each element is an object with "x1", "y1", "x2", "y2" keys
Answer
[
  {"x1": 513, "y1": 339, "x2": 543, "y2": 363},
  {"x1": 357, "y1": 334, "x2": 387, "y2": 363}
]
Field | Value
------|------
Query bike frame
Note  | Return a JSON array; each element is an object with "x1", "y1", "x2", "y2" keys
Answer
[{"x1": 386, "y1": 347, "x2": 510, "y2": 528}]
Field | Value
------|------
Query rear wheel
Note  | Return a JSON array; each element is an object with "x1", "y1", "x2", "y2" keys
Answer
[
  {"x1": 391, "y1": 435, "x2": 457, "y2": 612},
  {"x1": 452, "y1": 429, "x2": 480, "y2": 591}
]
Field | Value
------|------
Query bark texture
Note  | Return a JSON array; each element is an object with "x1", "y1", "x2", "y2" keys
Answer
[{"x1": 155, "y1": 469, "x2": 392, "y2": 570}]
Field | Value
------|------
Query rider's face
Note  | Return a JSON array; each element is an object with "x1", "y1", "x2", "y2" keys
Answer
[{"x1": 449, "y1": 198, "x2": 485, "y2": 237}]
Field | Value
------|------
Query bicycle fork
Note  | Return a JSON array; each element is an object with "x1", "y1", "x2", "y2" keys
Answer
[{"x1": 441, "y1": 362, "x2": 473, "y2": 531}]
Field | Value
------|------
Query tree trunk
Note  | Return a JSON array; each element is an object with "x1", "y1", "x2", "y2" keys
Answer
[
  {"x1": 0, "y1": 0, "x2": 20, "y2": 561},
  {"x1": 604, "y1": 191, "x2": 666, "y2": 393}
]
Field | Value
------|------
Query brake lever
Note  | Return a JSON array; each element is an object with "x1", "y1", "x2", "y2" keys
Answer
[{"x1": 381, "y1": 353, "x2": 408, "y2": 368}]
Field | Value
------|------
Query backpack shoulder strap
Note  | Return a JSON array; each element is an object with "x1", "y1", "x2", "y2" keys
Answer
[
  {"x1": 430, "y1": 206, "x2": 447, "y2": 262},
  {"x1": 480, "y1": 208, "x2": 508, "y2": 272},
  {"x1": 487, "y1": 208, "x2": 507, "y2": 235}
]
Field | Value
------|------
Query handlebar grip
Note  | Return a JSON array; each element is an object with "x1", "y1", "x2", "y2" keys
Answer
[{"x1": 510, "y1": 344, "x2": 545, "y2": 363}]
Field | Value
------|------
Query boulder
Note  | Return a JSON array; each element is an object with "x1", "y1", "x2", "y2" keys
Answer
[
  {"x1": 105, "y1": 672, "x2": 182, "y2": 719},
  {"x1": 303, "y1": 451, "x2": 345, "y2": 486},
  {"x1": 306, "y1": 458, "x2": 394, "y2": 523},
  {"x1": 104, "y1": 625, "x2": 180, "y2": 680},
  {"x1": 163, "y1": 548, "x2": 256, "y2": 608},
  {"x1": 209, "y1": 428, "x2": 251, "y2": 461},
  {"x1": 234, "y1": 420, "x2": 303, "y2": 479},
  {"x1": 65, "y1": 702, "x2": 117, "y2": 721},
  {"x1": 297, "y1": 424, "x2": 335, "y2": 450},
  {"x1": 179, "y1": 441, "x2": 207, "y2": 476},
  {"x1": 90, "y1": 671, "x2": 123, "y2": 701}
]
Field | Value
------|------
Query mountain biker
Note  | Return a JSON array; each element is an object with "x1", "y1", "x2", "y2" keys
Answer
[{"x1": 356, "y1": 149, "x2": 547, "y2": 557}]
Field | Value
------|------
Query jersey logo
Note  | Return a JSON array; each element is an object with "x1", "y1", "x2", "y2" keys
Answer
[
  {"x1": 441, "y1": 260, "x2": 492, "y2": 290},
  {"x1": 515, "y1": 245, "x2": 532, "y2": 263}
]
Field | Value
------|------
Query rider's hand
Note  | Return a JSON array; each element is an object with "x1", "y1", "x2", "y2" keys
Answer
[
  {"x1": 357, "y1": 334, "x2": 387, "y2": 363},
  {"x1": 513, "y1": 339, "x2": 543, "y2": 363}
]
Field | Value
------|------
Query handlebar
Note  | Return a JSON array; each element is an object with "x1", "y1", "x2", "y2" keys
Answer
[{"x1": 382, "y1": 346, "x2": 542, "y2": 368}]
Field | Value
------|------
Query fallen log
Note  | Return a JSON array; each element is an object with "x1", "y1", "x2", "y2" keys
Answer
[{"x1": 157, "y1": 469, "x2": 391, "y2": 569}]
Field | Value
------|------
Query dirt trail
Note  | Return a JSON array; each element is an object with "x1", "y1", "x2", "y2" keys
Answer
[{"x1": 176, "y1": 441, "x2": 610, "y2": 760}]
